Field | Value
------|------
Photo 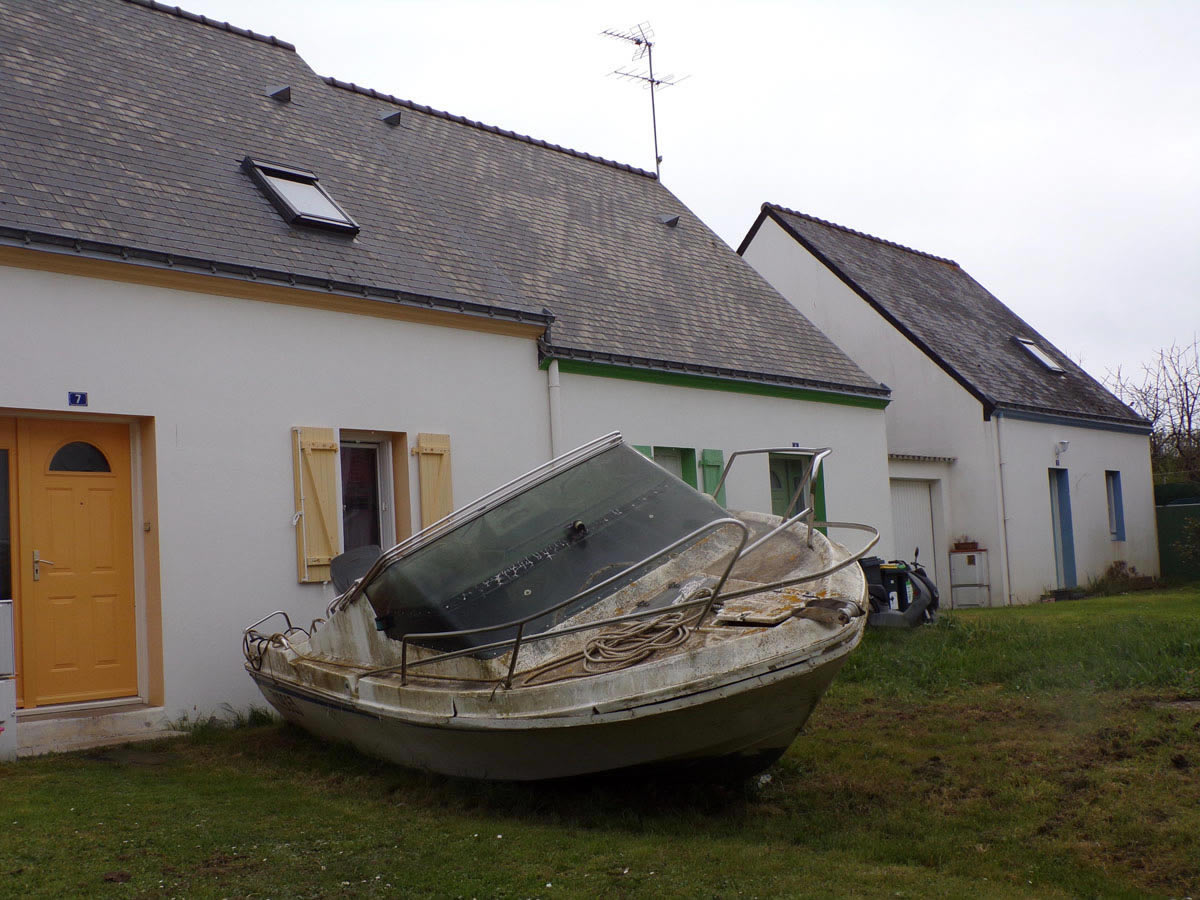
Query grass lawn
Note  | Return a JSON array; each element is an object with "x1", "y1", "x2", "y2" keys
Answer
[{"x1": 4, "y1": 585, "x2": 1199, "y2": 898}]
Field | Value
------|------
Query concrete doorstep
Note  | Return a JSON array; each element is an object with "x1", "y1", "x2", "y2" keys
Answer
[{"x1": 16, "y1": 704, "x2": 184, "y2": 757}]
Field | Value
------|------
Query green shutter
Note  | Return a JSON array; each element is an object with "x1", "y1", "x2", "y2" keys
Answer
[
  {"x1": 701, "y1": 448, "x2": 726, "y2": 507},
  {"x1": 813, "y1": 464, "x2": 828, "y2": 536},
  {"x1": 633, "y1": 445, "x2": 653, "y2": 458},
  {"x1": 679, "y1": 448, "x2": 698, "y2": 489}
]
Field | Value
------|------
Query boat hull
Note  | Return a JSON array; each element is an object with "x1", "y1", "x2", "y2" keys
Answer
[{"x1": 249, "y1": 637, "x2": 854, "y2": 781}]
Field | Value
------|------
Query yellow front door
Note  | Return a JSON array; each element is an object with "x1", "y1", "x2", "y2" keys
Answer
[{"x1": 17, "y1": 419, "x2": 138, "y2": 707}]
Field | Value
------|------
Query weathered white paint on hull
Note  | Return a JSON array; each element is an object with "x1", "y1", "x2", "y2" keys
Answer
[
  {"x1": 250, "y1": 639, "x2": 854, "y2": 780},
  {"x1": 245, "y1": 508, "x2": 872, "y2": 781}
]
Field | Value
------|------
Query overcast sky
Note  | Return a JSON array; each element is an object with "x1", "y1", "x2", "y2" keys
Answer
[{"x1": 184, "y1": 0, "x2": 1198, "y2": 383}]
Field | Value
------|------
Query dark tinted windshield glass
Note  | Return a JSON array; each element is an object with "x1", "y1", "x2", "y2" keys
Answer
[{"x1": 363, "y1": 444, "x2": 725, "y2": 653}]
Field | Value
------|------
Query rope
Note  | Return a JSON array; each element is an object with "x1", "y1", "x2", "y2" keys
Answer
[{"x1": 582, "y1": 610, "x2": 692, "y2": 673}]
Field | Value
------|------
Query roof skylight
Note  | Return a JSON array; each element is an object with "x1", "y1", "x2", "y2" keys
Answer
[
  {"x1": 243, "y1": 157, "x2": 359, "y2": 234},
  {"x1": 1015, "y1": 337, "x2": 1065, "y2": 373}
]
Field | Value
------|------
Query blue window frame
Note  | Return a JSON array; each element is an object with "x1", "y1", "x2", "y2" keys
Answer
[{"x1": 1105, "y1": 470, "x2": 1125, "y2": 541}]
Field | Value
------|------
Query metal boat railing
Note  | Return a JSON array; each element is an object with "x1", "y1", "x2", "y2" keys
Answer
[
  {"x1": 709, "y1": 446, "x2": 831, "y2": 549},
  {"x1": 247, "y1": 437, "x2": 880, "y2": 688},
  {"x1": 370, "y1": 516, "x2": 750, "y2": 687},
  {"x1": 245, "y1": 515, "x2": 880, "y2": 687}
]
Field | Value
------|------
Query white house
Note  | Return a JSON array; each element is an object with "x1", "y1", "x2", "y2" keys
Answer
[
  {"x1": 0, "y1": 1, "x2": 892, "y2": 753},
  {"x1": 740, "y1": 204, "x2": 1158, "y2": 606}
]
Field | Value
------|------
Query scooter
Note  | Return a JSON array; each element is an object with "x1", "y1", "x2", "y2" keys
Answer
[{"x1": 860, "y1": 548, "x2": 940, "y2": 627}]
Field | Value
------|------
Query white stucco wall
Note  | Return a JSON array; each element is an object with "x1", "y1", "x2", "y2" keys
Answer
[
  {"x1": 2, "y1": 264, "x2": 552, "y2": 715},
  {"x1": 743, "y1": 218, "x2": 1002, "y2": 591},
  {"x1": 554, "y1": 370, "x2": 893, "y2": 563},
  {"x1": 996, "y1": 416, "x2": 1159, "y2": 600},
  {"x1": 743, "y1": 216, "x2": 1157, "y2": 605}
]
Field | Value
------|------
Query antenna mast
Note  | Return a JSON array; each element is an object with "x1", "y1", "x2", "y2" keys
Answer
[{"x1": 602, "y1": 22, "x2": 685, "y2": 178}]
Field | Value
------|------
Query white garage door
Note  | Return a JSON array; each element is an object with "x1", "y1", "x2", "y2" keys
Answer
[{"x1": 890, "y1": 479, "x2": 935, "y2": 565}]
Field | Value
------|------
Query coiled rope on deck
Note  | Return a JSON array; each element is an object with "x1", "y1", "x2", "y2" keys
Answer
[{"x1": 581, "y1": 610, "x2": 693, "y2": 673}]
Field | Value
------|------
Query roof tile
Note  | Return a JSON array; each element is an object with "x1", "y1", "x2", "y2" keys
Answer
[
  {"x1": 0, "y1": 0, "x2": 884, "y2": 396},
  {"x1": 762, "y1": 204, "x2": 1144, "y2": 425}
]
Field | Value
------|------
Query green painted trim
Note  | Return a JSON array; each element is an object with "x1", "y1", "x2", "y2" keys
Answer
[
  {"x1": 701, "y1": 448, "x2": 727, "y2": 507},
  {"x1": 813, "y1": 466, "x2": 828, "y2": 536},
  {"x1": 633, "y1": 445, "x2": 653, "y2": 458},
  {"x1": 769, "y1": 453, "x2": 828, "y2": 536},
  {"x1": 552, "y1": 359, "x2": 889, "y2": 409},
  {"x1": 677, "y1": 447, "x2": 699, "y2": 490}
]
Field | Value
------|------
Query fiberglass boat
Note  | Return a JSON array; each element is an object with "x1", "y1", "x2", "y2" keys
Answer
[{"x1": 243, "y1": 433, "x2": 877, "y2": 780}]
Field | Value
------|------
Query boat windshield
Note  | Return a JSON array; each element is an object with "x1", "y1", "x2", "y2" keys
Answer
[{"x1": 361, "y1": 443, "x2": 727, "y2": 653}]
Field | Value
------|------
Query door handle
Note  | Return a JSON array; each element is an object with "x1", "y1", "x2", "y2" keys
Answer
[{"x1": 33, "y1": 550, "x2": 55, "y2": 582}]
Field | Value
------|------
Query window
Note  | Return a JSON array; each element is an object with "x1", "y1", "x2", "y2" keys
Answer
[
  {"x1": 291, "y1": 427, "x2": 415, "y2": 584},
  {"x1": 1015, "y1": 337, "x2": 1065, "y2": 373},
  {"x1": 1105, "y1": 470, "x2": 1125, "y2": 541},
  {"x1": 340, "y1": 439, "x2": 388, "y2": 552},
  {"x1": 634, "y1": 445, "x2": 726, "y2": 506},
  {"x1": 769, "y1": 453, "x2": 826, "y2": 533},
  {"x1": 243, "y1": 157, "x2": 359, "y2": 233},
  {"x1": 48, "y1": 441, "x2": 111, "y2": 472}
]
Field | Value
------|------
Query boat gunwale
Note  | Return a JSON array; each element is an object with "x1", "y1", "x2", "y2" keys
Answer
[
  {"x1": 248, "y1": 620, "x2": 864, "y2": 733},
  {"x1": 364, "y1": 517, "x2": 876, "y2": 681},
  {"x1": 245, "y1": 515, "x2": 877, "y2": 693}
]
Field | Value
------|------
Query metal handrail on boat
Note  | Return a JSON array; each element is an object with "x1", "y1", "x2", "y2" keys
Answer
[
  {"x1": 722, "y1": 520, "x2": 879, "y2": 601},
  {"x1": 250, "y1": 439, "x2": 879, "y2": 690},
  {"x1": 242, "y1": 610, "x2": 310, "y2": 671},
  {"x1": 367, "y1": 516, "x2": 750, "y2": 687},
  {"x1": 709, "y1": 447, "x2": 831, "y2": 549},
  {"x1": 366, "y1": 514, "x2": 878, "y2": 688}
]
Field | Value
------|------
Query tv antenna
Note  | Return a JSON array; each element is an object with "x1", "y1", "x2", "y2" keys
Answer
[{"x1": 602, "y1": 22, "x2": 686, "y2": 178}]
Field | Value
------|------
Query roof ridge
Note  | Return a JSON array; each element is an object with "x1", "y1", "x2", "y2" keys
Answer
[
  {"x1": 122, "y1": 0, "x2": 296, "y2": 51},
  {"x1": 765, "y1": 203, "x2": 958, "y2": 266},
  {"x1": 322, "y1": 76, "x2": 658, "y2": 180}
]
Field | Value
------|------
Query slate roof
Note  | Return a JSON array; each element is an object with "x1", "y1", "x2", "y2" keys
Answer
[
  {"x1": 0, "y1": 0, "x2": 887, "y2": 400},
  {"x1": 743, "y1": 205, "x2": 1147, "y2": 429}
]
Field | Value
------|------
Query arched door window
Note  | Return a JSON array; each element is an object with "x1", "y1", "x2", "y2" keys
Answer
[{"x1": 49, "y1": 441, "x2": 111, "y2": 473}]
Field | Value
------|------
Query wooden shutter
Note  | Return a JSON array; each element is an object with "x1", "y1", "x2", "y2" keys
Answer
[
  {"x1": 414, "y1": 433, "x2": 453, "y2": 528},
  {"x1": 701, "y1": 449, "x2": 726, "y2": 506},
  {"x1": 292, "y1": 427, "x2": 340, "y2": 583}
]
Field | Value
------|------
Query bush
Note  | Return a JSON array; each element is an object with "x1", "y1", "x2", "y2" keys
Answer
[{"x1": 1085, "y1": 560, "x2": 1152, "y2": 596}]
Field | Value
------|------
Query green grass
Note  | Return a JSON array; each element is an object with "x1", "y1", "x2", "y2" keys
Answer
[
  {"x1": 841, "y1": 586, "x2": 1200, "y2": 696},
  {"x1": 3, "y1": 586, "x2": 1199, "y2": 898}
]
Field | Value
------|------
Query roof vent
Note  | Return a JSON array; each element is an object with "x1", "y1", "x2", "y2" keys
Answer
[
  {"x1": 657, "y1": 214, "x2": 680, "y2": 228},
  {"x1": 267, "y1": 85, "x2": 292, "y2": 103},
  {"x1": 381, "y1": 110, "x2": 403, "y2": 127}
]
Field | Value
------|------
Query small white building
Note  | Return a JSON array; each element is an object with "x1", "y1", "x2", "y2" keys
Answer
[
  {"x1": 740, "y1": 205, "x2": 1158, "y2": 605},
  {"x1": 0, "y1": 2, "x2": 891, "y2": 751}
]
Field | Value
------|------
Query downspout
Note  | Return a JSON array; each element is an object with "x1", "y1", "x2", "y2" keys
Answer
[
  {"x1": 547, "y1": 358, "x2": 563, "y2": 457},
  {"x1": 992, "y1": 413, "x2": 1014, "y2": 606}
]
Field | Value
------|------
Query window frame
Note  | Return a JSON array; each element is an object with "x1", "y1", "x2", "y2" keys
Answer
[
  {"x1": 1015, "y1": 337, "x2": 1065, "y2": 373},
  {"x1": 1105, "y1": 470, "x2": 1126, "y2": 541},
  {"x1": 635, "y1": 445, "x2": 727, "y2": 505},
  {"x1": 769, "y1": 452, "x2": 827, "y2": 534},
  {"x1": 338, "y1": 431, "x2": 399, "y2": 553},
  {"x1": 243, "y1": 156, "x2": 360, "y2": 234}
]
